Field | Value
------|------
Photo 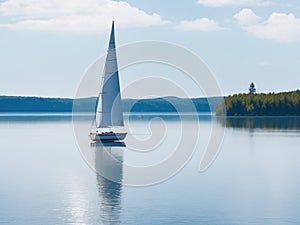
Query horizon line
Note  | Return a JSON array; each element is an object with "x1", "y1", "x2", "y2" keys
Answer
[{"x1": 0, "y1": 95, "x2": 224, "y2": 99}]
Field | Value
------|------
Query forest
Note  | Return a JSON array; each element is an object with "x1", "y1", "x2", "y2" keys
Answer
[
  {"x1": 0, "y1": 96, "x2": 222, "y2": 113},
  {"x1": 216, "y1": 90, "x2": 300, "y2": 116}
]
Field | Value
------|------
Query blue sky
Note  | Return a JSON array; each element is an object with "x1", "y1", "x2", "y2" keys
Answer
[{"x1": 0, "y1": 0, "x2": 300, "y2": 98}]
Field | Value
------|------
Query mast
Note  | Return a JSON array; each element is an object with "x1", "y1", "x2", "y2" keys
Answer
[{"x1": 95, "y1": 21, "x2": 124, "y2": 128}]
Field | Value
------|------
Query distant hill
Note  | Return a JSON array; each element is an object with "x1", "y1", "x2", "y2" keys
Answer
[
  {"x1": 0, "y1": 96, "x2": 73, "y2": 112},
  {"x1": 216, "y1": 90, "x2": 300, "y2": 116},
  {"x1": 122, "y1": 96, "x2": 222, "y2": 113},
  {"x1": 0, "y1": 96, "x2": 222, "y2": 113}
]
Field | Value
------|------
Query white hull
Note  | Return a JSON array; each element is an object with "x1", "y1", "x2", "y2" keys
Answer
[{"x1": 90, "y1": 132, "x2": 127, "y2": 142}]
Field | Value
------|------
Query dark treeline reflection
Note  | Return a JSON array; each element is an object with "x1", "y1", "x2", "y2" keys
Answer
[
  {"x1": 218, "y1": 117, "x2": 300, "y2": 130},
  {"x1": 94, "y1": 143, "x2": 124, "y2": 225},
  {"x1": 127, "y1": 113, "x2": 213, "y2": 122}
]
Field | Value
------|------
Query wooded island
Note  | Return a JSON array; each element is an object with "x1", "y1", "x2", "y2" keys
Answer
[{"x1": 216, "y1": 88, "x2": 300, "y2": 116}]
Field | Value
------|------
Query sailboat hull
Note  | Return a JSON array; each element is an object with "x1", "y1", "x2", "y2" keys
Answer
[{"x1": 90, "y1": 132, "x2": 127, "y2": 142}]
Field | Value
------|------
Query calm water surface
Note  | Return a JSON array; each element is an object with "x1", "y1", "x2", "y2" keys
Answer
[{"x1": 0, "y1": 114, "x2": 300, "y2": 225}]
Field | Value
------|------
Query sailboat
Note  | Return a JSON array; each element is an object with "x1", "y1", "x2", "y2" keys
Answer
[{"x1": 89, "y1": 21, "x2": 127, "y2": 142}]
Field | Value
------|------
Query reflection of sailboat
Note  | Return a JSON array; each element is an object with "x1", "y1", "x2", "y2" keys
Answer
[
  {"x1": 94, "y1": 144, "x2": 124, "y2": 224},
  {"x1": 90, "y1": 21, "x2": 127, "y2": 142}
]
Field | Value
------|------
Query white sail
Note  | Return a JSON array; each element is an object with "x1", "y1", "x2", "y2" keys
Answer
[{"x1": 95, "y1": 21, "x2": 124, "y2": 128}]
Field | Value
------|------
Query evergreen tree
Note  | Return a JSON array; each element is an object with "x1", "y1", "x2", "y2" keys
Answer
[{"x1": 249, "y1": 82, "x2": 256, "y2": 94}]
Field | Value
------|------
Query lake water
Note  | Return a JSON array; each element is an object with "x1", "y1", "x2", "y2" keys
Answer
[{"x1": 1, "y1": 114, "x2": 300, "y2": 225}]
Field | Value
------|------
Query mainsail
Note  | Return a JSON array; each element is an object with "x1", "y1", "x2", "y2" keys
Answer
[{"x1": 95, "y1": 21, "x2": 124, "y2": 128}]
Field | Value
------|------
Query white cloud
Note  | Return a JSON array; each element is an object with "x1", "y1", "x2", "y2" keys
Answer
[
  {"x1": 237, "y1": 11, "x2": 300, "y2": 43},
  {"x1": 233, "y1": 8, "x2": 261, "y2": 25},
  {"x1": 197, "y1": 0, "x2": 273, "y2": 7},
  {"x1": 0, "y1": 0, "x2": 169, "y2": 33},
  {"x1": 176, "y1": 18, "x2": 229, "y2": 32}
]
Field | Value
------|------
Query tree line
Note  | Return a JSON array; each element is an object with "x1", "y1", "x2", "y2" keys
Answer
[
  {"x1": 216, "y1": 89, "x2": 300, "y2": 116},
  {"x1": 0, "y1": 96, "x2": 222, "y2": 113}
]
